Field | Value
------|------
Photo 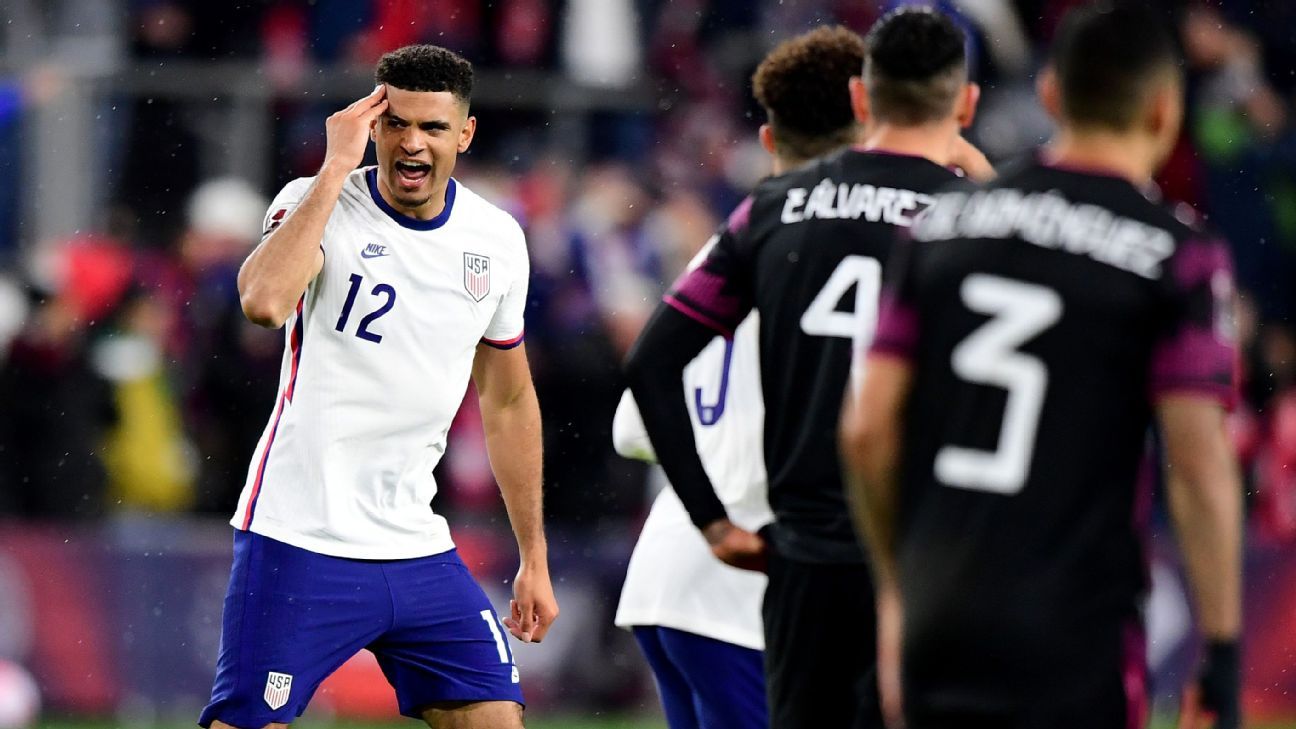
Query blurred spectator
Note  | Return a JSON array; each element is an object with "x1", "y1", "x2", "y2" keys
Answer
[
  {"x1": 562, "y1": 0, "x2": 640, "y2": 87},
  {"x1": 0, "y1": 239, "x2": 132, "y2": 518},
  {"x1": 93, "y1": 288, "x2": 196, "y2": 512},
  {"x1": 144, "y1": 179, "x2": 281, "y2": 514},
  {"x1": 1182, "y1": 1, "x2": 1294, "y2": 321}
]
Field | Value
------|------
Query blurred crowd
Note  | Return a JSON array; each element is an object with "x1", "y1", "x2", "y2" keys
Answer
[{"x1": 1, "y1": 0, "x2": 1295, "y2": 541}]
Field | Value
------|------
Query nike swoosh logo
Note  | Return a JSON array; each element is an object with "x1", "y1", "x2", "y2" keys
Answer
[{"x1": 360, "y1": 250, "x2": 390, "y2": 259}]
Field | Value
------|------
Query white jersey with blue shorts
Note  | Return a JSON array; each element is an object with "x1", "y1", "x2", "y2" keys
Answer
[
  {"x1": 612, "y1": 307, "x2": 773, "y2": 729},
  {"x1": 201, "y1": 167, "x2": 528, "y2": 728}
]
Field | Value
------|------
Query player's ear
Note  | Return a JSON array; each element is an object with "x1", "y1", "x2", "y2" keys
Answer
[
  {"x1": 1145, "y1": 78, "x2": 1184, "y2": 168},
  {"x1": 956, "y1": 82, "x2": 980, "y2": 129},
  {"x1": 758, "y1": 124, "x2": 777, "y2": 157},
  {"x1": 848, "y1": 76, "x2": 870, "y2": 126},
  {"x1": 458, "y1": 115, "x2": 477, "y2": 154},
  {"x1": 1036, "y1": 66, "x2": 1063, "y2": 123},
  {"x1": 1147, "y1": 75, "x2": 1183, "y2": 136}
]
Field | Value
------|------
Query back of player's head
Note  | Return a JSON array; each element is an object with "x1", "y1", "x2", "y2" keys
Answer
[
  {"x1": 376, "y1": 45, "x2": 474, "y2": 106},
  {"x1": 1050, "y1": 3, "x2": 1181, "y2": 131},
  {"x1": 752, "y1": 25, "x2": 866, "y2": 161},
  {"x1": 863, "y1": 7, "x2": 967, "y2": 126}
]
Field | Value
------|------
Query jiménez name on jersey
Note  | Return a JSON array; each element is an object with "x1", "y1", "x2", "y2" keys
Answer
[
  {"x1": 780, "y1": 177, "x2": 935, "y2": 227},
  {"x1": 914, "y1": 188, "x2": 1176, "y2": 279}
]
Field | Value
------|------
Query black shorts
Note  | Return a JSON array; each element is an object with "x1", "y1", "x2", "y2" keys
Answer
[
  {"x1": 904, "y1": 679, "x2": 1132, "y2": 729},
  {"x1": 762, "y1": 551, "x2": 883, "y2": 729},
  {"x1": 902, "y1": 619, "x2": 1145, "y2": 729}
]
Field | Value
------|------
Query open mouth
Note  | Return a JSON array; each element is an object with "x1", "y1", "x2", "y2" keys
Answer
[{"x1": 394, "y1": 160, "x2": 431, "y2": 188}]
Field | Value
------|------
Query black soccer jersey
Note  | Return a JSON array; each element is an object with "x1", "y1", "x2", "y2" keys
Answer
[
  {"x1": 667, "y1": 148, "x2": 960, "y2": 563},
  {"x1": 872, "y1": 158, "x2": 1237, "y2": 706}
]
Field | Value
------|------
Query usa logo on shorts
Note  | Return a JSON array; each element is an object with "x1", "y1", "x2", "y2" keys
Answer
[
  {"x1": 264, "y1": 671, "x2": 293, "y2": 710},
  {"x1": 464, "y1": 253, "x2": 490, "y2": 302}
]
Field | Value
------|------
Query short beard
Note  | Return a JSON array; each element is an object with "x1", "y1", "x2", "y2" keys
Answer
[{"x1": 392, "y1": 191, "x2": 433, "y2": 211}]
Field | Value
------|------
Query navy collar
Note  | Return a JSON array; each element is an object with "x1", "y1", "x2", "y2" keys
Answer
[{"x1": 366, "y1": 167, "x2": 456, "y2": 231}]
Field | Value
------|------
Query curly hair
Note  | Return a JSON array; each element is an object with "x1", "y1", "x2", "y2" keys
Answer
[
  {"x1": 375, "y1": 45, "x2": 474, "y2": 104},
  {"x1": 752, "y1": 25, "x2": 866, "y2": 161},
  {"x1": 863, "y1": 7, "x2": 967, "y2": 125}
]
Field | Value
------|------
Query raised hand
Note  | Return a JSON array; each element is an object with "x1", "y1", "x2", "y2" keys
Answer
[
  {"x1": 322, "y1": 84, "x2": 389, "y2": 175},
  {"x1": 946, "y1": 134, "x2": 995, "y2": 182}
]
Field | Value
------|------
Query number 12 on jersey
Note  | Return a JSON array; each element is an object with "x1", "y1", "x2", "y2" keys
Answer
[
  {"x1": 336, "y1": 273, "x2": 397, "y2": 343},
  {"x1": 935, "y1": 274, "x2": 1062, "y2": 495}
]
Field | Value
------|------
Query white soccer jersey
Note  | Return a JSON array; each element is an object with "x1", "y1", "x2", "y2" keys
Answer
[
  {"x1": 229, "y1": 167, "x2": 529, "y2": 559},
  {"x1": 613, "y1": 313, "x2": 772, "y2": 650}
]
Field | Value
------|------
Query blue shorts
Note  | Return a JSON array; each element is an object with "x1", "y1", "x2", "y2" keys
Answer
[
  {"x1": 633, "y1": 626, "x2": 767, "y2": 729},
  {"x1": 198, "y1": 531, "x2": 522, "y2": 728}
]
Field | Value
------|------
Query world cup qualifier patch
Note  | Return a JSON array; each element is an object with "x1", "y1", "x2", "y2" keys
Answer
[
  {"x1": 464, "y1": 253, "x2": 491, "y2": 302},
  {"x1": 264, "y1": 671, "x2": 293, "y2": 710}
]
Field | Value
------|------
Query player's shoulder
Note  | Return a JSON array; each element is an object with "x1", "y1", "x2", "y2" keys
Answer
[
  {"x1": 261, "y1": 176, "x2": 317, "y2": 235},
  {"x1": 450, "y1": 178, "x2": 527, "y2": 246},
  {"x1": 272, "y1": 175, "x2": 316, "y2": 204}
]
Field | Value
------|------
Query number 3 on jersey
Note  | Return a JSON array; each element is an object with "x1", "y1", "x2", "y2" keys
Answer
[
  {"x1": 935, "y1": 275, "x2": 1062, "y2": 495},
  {"x1": 336, "y1": 273, "x2": 397, "y2": 343},
  {"x1": 800, "y1": 255, "x2": 882, "y2": 350}
]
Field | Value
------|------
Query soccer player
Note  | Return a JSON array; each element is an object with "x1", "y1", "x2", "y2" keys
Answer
[
  {"x1": 841, "y1": 5, "x2": 1243, "y2": 729},
  {"x1": 199, "y1": 45, "x2": 558, "y2": 729},
  {"x1": 625, "y1": 10, "x2": 983, "y2": 728},
  {"x1": 612, "y1": 312, "x2": 771, "y2": 729},
  {"x1": 610, "y1": 31, "x2": 870, "y2": 729}
]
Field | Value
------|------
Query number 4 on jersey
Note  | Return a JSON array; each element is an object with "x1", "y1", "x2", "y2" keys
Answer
[{"x1": 799, "y1": 255, "x2": 882, "y2": 348}]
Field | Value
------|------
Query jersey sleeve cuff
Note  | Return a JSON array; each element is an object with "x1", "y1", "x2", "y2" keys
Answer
[
  {"x1": 870, "y1": 292, "x2": 919, "y2": 360},
  {"x1": 481, "y1": 331, "x2": 525, "y2": 350},
  {"x1": 1150, "y1": 381, "x2": 1238, "y2": 412},
  {"x1": 663, "y1": 295, "x2": 735, "y2": 338}
]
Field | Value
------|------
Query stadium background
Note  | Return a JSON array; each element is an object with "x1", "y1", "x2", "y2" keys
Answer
[{"x1": 0, "y1": 0, "x2": 1295, "y2": 727}]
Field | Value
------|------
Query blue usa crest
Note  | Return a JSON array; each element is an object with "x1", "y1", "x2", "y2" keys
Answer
[{"x1": 464, "y1": 253, "x2": 490, "y2": 302}]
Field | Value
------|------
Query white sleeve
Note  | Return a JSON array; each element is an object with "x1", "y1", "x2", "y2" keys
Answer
[
  {"x1": 481, "y1": 221, "x2": 529, "y2": 348},
  {"x1": 260, "y1": 177, "x2": 314, "y2": 240},
  {"x1": 612, "y1": 389, "x2": 657, "y2": 462}
]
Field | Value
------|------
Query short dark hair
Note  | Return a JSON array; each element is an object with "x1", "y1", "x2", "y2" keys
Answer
[
  {"x1": 863, "y1": 7, "x2": 967, "y2": 125},
  {"x1": 1050, "y1": 3, "x2": 1180, "y2": 131},
  {"x1": 752, "y1": 25, "x2": 866, "y2": 161},
  {"x1": 375, "y1": 44, "x2": 474, "y2": 105}
]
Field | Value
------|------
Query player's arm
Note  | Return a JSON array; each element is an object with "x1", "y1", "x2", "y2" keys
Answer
[
  {"x1": 625, "y1": 305, "x2": 766, "y2": 570},
  {"x1": 472, "y1": 342, "x2": 558, "y2": 643},
  {"x1": 1153, "y1": 235, "x2": 1243, "y2": 729},
  {"x1": 237, "y1": 85, "x2": 388, "y2": 328},
  {"x1": 840, "y1": 354, "x2": 913, "y2": 728},
  {"x1": 946, "y1": 134, "x2": 996, "y2": 182},
  {"x1": 840, "y1": 355, "x2": 913, "y2": 591},
  {"x1": 1160, "y1": 396, "x2": 1243, "y2": 729}
]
